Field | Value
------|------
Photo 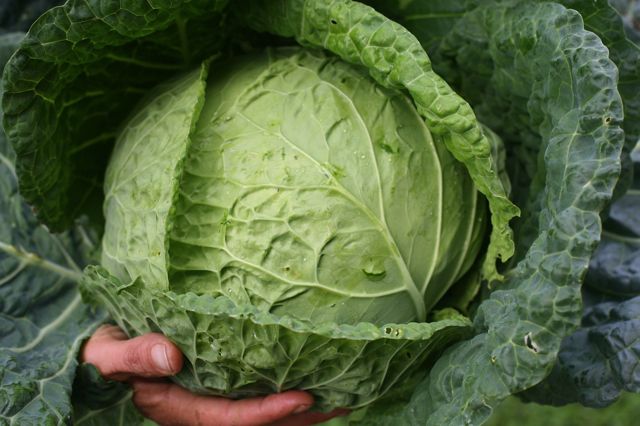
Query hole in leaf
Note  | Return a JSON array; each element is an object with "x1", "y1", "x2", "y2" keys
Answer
[{"x1": 524, "y1": 332, "x2": 539, "y2": 353}]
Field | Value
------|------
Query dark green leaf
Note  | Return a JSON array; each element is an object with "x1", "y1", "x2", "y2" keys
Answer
[
  {"x1": 71, "y1": 364, "x2": 144, "y2": 425},
  {"x1": 522, "y1": 146, "x2": 640, "y2": 408},
  {"x1": 2, "y1": 0, "x2": 230, "y2": 230},
  {"x1": 0, "y1": 112, "x2": 107, "y2": 425},
  {"x1": 354, "y1": 1, "x2": 624, "y2": 423},
  {"x1": 522, "y1": 294, "x2": 640, "y2": 407}
]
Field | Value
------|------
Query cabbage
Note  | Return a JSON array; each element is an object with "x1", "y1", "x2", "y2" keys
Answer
[
  {"x1": 1, "y1": 0, "x2": 637, "y2": 424},
  {"x1": 102, "y1": 48, "x2": 486, "y2": 325}
]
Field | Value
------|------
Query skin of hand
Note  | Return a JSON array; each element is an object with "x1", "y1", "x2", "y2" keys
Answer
[{"x1": 81, "y1": 325, "x2": 349, "y2": 426}]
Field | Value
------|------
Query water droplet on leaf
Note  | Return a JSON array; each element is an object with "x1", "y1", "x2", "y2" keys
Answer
[{"x1": 362, "y1": 258, "x2": 386, "y2": 280}]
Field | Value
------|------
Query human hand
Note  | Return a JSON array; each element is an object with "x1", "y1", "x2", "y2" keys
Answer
[{"x1": 81, "y1": 325, "x2": 348, "y2": 426}]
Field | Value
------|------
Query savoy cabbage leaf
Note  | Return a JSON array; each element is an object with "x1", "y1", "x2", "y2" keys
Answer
[
  {"x1": 0, "y1": 28, "x2": 141, "y2": 426},
  {"x1": 356, "y1": 0, "x2": 626, "y2": 423},
  {"x1": 1, "y1": 0, "x2": 231, "y2": 230},
  {"x1": 0, "y1": 29, "x2": 98, "y2": 425},
  {"x1": 521, "y1": 154, "x2": 640, "y2": 407},
  {"x1": 0, "y1": 93, "x2": 105, "y2": 425},
  {"x1": 71, "y1": 364, "x2": 142, "y2": 426}
]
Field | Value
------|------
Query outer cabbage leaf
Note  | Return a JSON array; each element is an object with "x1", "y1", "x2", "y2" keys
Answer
[
  {"x1": 82, "y1": 265, "x2": 472, "y2": 410},
  {"x1": 72, "y1": 365, "x2": 143, "y2": 426},
  {"x1": 521, "y1": 293, "x2": 640, "y2": 408},
  {"x1": 0, "y1": 93, "x2": 106, "y2": 425},
  {"x1": 522, "y1": 155, "x2": 640, "y2": 407},
  {"x1": 346, "y1": 1, "x2": 624, "y2": 424},
  {"x1": 0, "y1": 29, "x2": 141, "y2": 426},
  {"x1": 1, "y1": 0, "x2": 230, "y2": 230},
  {"x1": 557, "y1": 0, "x2": 640, "y2": 202}
]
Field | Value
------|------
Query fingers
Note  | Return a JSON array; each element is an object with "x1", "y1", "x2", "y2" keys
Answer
[
  {"x1": 84, "y1": 326, "x2": 350, "y2": 425},
  {"x1": 132, "y1": 380, "x2": 327, "y2": 426},
  {"x1": 81, "y1": 324, "x2": 183, "y2": 380}
]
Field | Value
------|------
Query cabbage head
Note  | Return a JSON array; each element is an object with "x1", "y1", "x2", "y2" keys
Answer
[
  {"x1": 84, "y1": 47, "x2": 492, "y2": 408},
  {"x1": 101, "y1": 48, "x2": 487, "y2": 326}
]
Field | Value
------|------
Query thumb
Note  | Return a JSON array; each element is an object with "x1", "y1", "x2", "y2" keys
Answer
[{"x1": 81, "y1": 324, "x2": 183, "y2": 381}]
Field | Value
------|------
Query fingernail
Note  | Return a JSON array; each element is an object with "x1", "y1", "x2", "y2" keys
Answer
[
  {"x1": 151, "y1": 344, "x2": 172, "y2": 373},
  {"x1": 293, "y1": 404, "x2": 311, "y2": 414}
]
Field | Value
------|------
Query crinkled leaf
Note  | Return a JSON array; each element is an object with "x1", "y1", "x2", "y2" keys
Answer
[
  {"x1": 81, "y1": 266, "x2": 472, "y2": 410},
  {"x1": 349, "y1": 1, "x2": 623, "y2": 424},
  {"x1": 552, "y1": 1, "x2": 640, "y2": 154},
  {"x1": 1, "y1": 0, "x2": 230, "y2": 230},
  {"x1": 236, "y1": 0, "x2": 518, "y2": 283},
  {"x1": 1, "y1": 30, "x2": 138, "y2": 425},
  {"x1": 558, "y1": 0, "x2": 640, "y2": 200},
  {"x1": 522, "y1": 151, "x2": 640, "y2": 407},
  {"x1": 0, "y1": 104, "x2": 106, "y2": 425},
  {"x1": 522, "y1": 293, "x2": 640, "y2": 407},
  {"x1": 101, "y1": 62, "x2": 209, "y2": 292}
]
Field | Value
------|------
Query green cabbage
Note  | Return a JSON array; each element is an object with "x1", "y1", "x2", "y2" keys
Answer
[
  {"x1": 81, "y1": 46, "x2": 492, "y2": 409},
  {"x1": 101, "y1": 48, "x2": 486, "y2": 325},
  {"x1": 1, "y1": 0, "x2": 637, "y2": 424}
]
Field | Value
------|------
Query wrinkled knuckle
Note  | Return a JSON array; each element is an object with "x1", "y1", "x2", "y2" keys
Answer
[
  {"x1": 192, "y1": 408, "x2": 212, "y2": 426},
  {"x1": 123, "y1": 345, "x2": 148, "y2": 373},
  {"x1": 132, "y1": 384, "x2": 165, "y2": 414}
]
